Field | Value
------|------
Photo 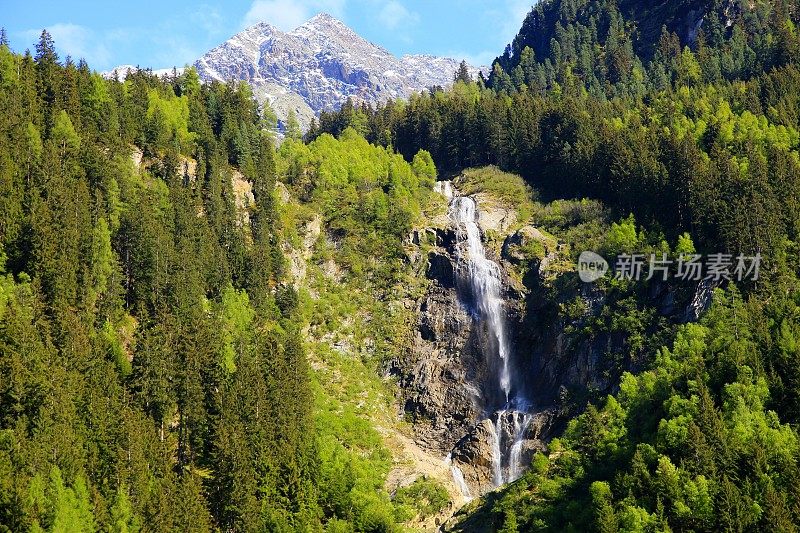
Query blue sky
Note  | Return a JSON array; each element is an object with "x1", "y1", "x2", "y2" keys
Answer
[{"x1": 2, "y1": 0, "x2": 532, "y2": 71}]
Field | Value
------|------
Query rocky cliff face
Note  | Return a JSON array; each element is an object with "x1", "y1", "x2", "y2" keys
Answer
[
  {"x1": 400, "y1": 228, "x2": 484, "y2": 454},
  {"x1": 396, "y1": 186, "x2": 555, "y2": 498},
  {"x1": 396, "y1": 179, "x2": 718, "y2": 499}
]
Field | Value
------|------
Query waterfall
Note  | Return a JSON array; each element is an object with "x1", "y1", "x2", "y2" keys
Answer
[
  {"x1": 492, "y1": 411, "x2": 505, "y2": 486},
  {"x1": 450, "y1": 196, "x2": 512, "y2": 401},
  {"x1": 508, "y1": 412, "x2": 533, "y2": 482},
  {"x1": 445, "y1": 453, "x2": 473, "y2": 502},
  {"x1": 434, "y1": 180, "x2": 454, "y2": 199},
  {"x1": 445, "y1": 184, "x2": 532, "y2": 487}
]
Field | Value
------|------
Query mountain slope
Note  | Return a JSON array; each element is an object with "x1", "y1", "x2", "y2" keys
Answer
[
  {"x1": 489, "y1": 0, "x2": 799, "y2": 93},
  {"x1": 193, "y1": 13, "x2": 484, "y2": 131}
]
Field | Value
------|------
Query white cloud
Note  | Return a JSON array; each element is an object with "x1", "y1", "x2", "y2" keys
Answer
[
  {"x1": 151, "y1": 35, "x2": 202, "y2": 69},
  {"x1": 502, "y1": 0, "x2": 533, "y2": 40},
  {"x1": 434, "y1": 1, "x2": 533, "y2": 71},
  {"x1": 485, "y1": 0, "x2": 534, "y2": 53},
  {"x1": 21, "y1": 23, "x2": 111, "y2": 67},
  {"x1": 242, "y1": 0, "x2": 310, "y2": 30},
  {"x1": 18, "y1": 21, "x2": 198, "y2": 71},
  {"x1": 378, "y1": 0, "x2": 419, "y2": 31},
  {"x1": 192, "y1": 4, "x2": 226, "y2": 36},
  {"x1": 242, "y1": 0, "x2": 347, "y2": 30}
]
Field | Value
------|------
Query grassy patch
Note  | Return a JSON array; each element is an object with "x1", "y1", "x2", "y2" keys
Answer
[
  {"x1": 393, "y1": 476, "x2": 451, "y2": 521},
  {"x1": 456, "y1": 166, "x2": 537, "y2": 224}
]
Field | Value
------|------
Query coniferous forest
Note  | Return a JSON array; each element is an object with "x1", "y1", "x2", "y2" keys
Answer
[{"x1": 3, "y1": 0, "x2": 800, "y2": 531}]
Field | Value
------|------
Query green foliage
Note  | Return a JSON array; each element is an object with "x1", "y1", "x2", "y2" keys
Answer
[
  {"x1": 88, "y1": 217, "x2": 113, "y2": 310},
  {"x1": 145, "y1": 87, "x2": 193, "y2": 152},
  {"x1": 281, "y1": 128, "x2": 430, "y2": 290},
  {"x1": 6, "y1": 9, "x2": 800, "y2": 533},
  {"x1": 489, "y1": 0, "x2": 800, "y2": 96},
  {"x1": 284, "y1": 109, "x2": 302, "y2": 141},
  {"x1": 393, "y1": 477, "x2": 450, "y2": 520},
  {"x1": 51, "y1": 110, "x2": 80, "y2": 155},
  {"x1": 215, "y1": 286, "x2": 254, "y2": 374},
  {"x1": 0, "y1": 41, "x2": 16, "y2": 90},
  {"x1": 604, "y1": 214, "x2": 639, "y2": 256},
  {"x1": 25, "y1": 122, "x2": 43, "y2": 161},
  {"x1": 313, "y1": 362, "x2": 401, "y2": 531},
  {"x1": 312, "y1": 31, "x2": 800, "y2": 265},
  {"x1": 108, "y1": 486, "x2": 140, "y2": 533},
  {"x1": 100, "y1": 319, "x2": 132, "y2": 377},
  {"x1": 455, "y1": 288, "x2": 800, "y2": 531},
  {"x1": 0, "y1": 37, "x2": 327, "y2": 533},
  {"x1": 28, "y1": 467, "x2": 97, "y2": 533},
  {"x1": 458, "y1": 166, "x2": 536, "y2": 224},
  {"x1": 675, "y1": 232, "x2": 696, "y2": 255},
  {"x1": 277, "y1": 112, "x2": 446, "y2": 528},
  {"x1": 411, "y1": 149, "x2": 437, "y2": 185}
]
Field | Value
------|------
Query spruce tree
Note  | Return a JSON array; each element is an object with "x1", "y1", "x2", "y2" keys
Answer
[{"x1": 454, "y1": 60, "x2": 473, "y2": 84}]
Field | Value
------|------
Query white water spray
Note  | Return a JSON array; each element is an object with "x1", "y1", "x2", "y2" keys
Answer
[
  {"x1": 445, "y1": 453, "x2": 473, "y2": 502},
  {"x1": 441, "y1": 182, "x2": 534, "y2": 488},
  {"x1": 434, "y1": 180, "x2": 454, "y2": 199},
  {"x1": 492, "y1": 411, "x2": 505, "y2": 486},
  {"x1": 509, "y1": 412, "x2": 533, "y2": 482},
  {"x1": 450, "y1": 196, "x2": 512, "y2": 401}
]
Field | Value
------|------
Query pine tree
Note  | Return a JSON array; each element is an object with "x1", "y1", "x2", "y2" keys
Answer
[
  {"x1": 590, "y1": 481, "x2": 618, "y2": 533},
  {"x1": 454, "y1": 60, "x2": 473, "y2": 84},
  {"x1": 109, "y1": 486, "x2": 140, "y2": 533},
  {"x1": 34, "y1": 30, "x2": 59, "y2": 130},
  {"x1": 285, "y1": 109, "x2": 302, "y2": 141}
]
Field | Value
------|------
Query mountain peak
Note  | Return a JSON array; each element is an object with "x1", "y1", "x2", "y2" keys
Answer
[
  {"x1": 191, "y1": 13, "x2": 483, "y2": 133},
  {"x1": 293, "y1": 12, "x2": 354, "y2": 38},
  {"x1": 306, "y1": 12, "x2": 343, "y2": 25},
  {"x1": 249, "y1": 20, "x2": 280, "y2": 33},
  {"x1": 237, "y1": 20, "x2": 282, "y2": 41}
]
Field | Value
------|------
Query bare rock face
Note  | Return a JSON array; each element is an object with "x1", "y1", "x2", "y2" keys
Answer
[
  {"x1": 502, "y1": 225, "x2": 561, "y2": 280},
  {"x1": 449, "y1": 420, "x2": 498, "y2": 496},
  {"x1": 426, "y1": 252, "x2": 456, "y2": 292},
  {"x1": 447, "y1": 410, "x2": 554, "y2": 496},
  {"x1": 402, "y1": 256, "x2": 484, "y2": 454},
  {"x1": 502, "y1": 226, "x2": 552, "y2": 263},
  {"x1": 398, "y1": 194, "x2": 544, "y2": 496},
  {"x1": 399, "y1": 182, "x2": 724, "y2": 502},
  {"x1": 473, "y1": 193, "x2": 518, "y2": 234}
]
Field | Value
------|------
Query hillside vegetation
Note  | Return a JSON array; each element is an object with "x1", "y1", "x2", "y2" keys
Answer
[
  {"x1": 3, "y1": 0, "x2": 800, "y2": 530},
  {"x1": 311, "y1": 1, "x2": 800, "y2": 531},
  {"x1": 0, "y1": 32, "x2": 446, "y2": 532}
]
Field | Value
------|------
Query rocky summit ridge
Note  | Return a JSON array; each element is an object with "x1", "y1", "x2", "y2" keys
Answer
[{"x1": 196, "y1": 13, "x2": 485, "y2": 132}]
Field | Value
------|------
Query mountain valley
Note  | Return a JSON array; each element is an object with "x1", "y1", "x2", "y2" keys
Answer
[{"x1": 2, "y1": 0, "x2": 800, "y2": 531}]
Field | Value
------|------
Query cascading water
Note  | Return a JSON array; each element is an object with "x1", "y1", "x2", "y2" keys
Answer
[
  {"x1": 508, "y1": 412, "x2": 533, "y2": 482},
  {"x1": 492, "y1": 413, "x2": 504, "y2": 486},
  {"x1": 450, "y1": 196, "x2": 512, "y2": 401},
  {"x1": 434, "y1": 180, "x2": 454, "y2": 200},
  {"x1": 445, "y1": 453, "x2": 473, "y2": 502},
  {"x1": 446, "y1": 185, "x2": 533, "y2": 487}
]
